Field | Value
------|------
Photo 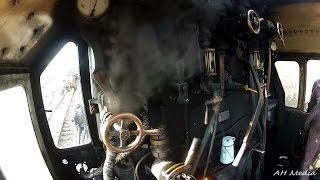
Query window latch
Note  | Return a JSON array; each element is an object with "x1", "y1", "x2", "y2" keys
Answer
[{"x1": 88, "y1": 99, "x2": 99, "y2": 114}]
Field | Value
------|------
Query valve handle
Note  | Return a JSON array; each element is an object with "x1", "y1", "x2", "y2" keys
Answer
[
  {"x1": 247, "y1": 10, "x2": 262, "y2": 35},
  {"x1": 101, "y1": 113, "x2": 159, "y2": 153},
  {"x1": 277, "y1": 22, "x2": 285, "y2": 46}
]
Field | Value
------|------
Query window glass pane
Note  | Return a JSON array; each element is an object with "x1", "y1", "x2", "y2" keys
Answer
[
  {"x1": 88, "y1": 47, "x2": 96, "y2": 74},
  {"x1": 88, "y1": 47, "x2": 96, "y2": 97},
  {"x1": 0, "y1": 86, "x2": 52, "y2": 180},
  {"x1": 305, "y1": 60, "x2": 320, "y2": 111},
  {"x1": 275, "y1": 61, "x2": 300, "y2": 108},
  {"x1": 40, "y1": 42, "x2": 91, "y2": 149}
]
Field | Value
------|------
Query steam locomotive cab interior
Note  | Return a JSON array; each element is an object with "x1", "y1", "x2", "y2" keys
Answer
[{"x1": 1, "y1": 0, "x2": 320, "y2": 180}]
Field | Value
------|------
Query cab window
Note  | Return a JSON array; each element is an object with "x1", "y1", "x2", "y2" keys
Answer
[
  {"x1": 305, "y1": 60, "x2": 320, "y2": 110},
  {"x1": 275, "y1": 61, "x2": 300, "y2": 108},
  {"x1": 40, "y1": 42, "x2": 91, "y2": 149},
  {"x1": 88, "y1": 47, "x2": 96, "y2": 96},
  {"x1": 0, "y1": 86, "x2": 52, "y2": 180}
]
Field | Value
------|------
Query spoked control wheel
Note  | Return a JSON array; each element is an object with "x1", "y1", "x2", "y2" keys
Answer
[{"x1": 101, "y1": 113, "x2": 159, "y2": 153}]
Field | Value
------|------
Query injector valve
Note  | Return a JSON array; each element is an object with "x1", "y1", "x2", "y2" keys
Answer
[{"x1": 100, "y1": 113, "x2": 160, "y2": 153}]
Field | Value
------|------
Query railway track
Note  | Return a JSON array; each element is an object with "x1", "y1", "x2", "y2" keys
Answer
[
  {"x1": 47, "y1": 85, "x2": 89, "y2": 148},
  {"x1": 57, "y1": 88, "x2": 79, "y2": 148}
]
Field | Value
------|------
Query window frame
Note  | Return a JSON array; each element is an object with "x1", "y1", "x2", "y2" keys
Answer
[
  {"x1": 298, "y1": 61, "x2": 307, "y2": 110},
  {"x1": 0, "y1": 73, "x2": 57, "y2": 179},
  {"x1": 36, "y1": 40, "x2": 102, "y2": 150},
  {"x1": 275, "y1": 60, "x2": 302, "y2": 109},
  {"x1": 29, "y1": 38, "x2": 103, "y2": 179},
  {"x1": 39, "y1": 42, "x2": 92, "y2": 149},
  {"x1": 275, "y1": 54, "x2": 320, "y2": 111},
  {"x1": 304, "y1": 59, "x2": 320, "y2": 111}
]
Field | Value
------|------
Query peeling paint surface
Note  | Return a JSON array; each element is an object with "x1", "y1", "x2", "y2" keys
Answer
[
  {"x1": 272, "y1": 3, "x2": 320, "y2": 53},
  {"x1": 0, "y1": 0, "x2": 55, "y2": 62}
]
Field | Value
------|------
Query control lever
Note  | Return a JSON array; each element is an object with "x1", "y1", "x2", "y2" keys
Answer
[
  {"x1": 244, "y1": 85, "x2": 258, "y2": 94},
  {"x1": 101, "y1": 113, "x2": 159, "y2": 153},
  {"x1": 276, "y1": 22, "x2": 285, "y2": 46},
  {"x1": 253, "y1": 149, "x2": 266, "y2": 154}
]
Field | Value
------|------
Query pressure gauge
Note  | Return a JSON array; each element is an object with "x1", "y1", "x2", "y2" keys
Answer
[
  {"x1": 270, "y1": 41, "x2": 278, "y2": 51},
  {"x1": 77, "y1": 0, "x2": 109, "y2": 18}
]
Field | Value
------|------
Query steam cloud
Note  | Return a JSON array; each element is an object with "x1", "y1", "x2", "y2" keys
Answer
[{"x1": 100, "y1": 0, "x2": 267, "y2": 113}]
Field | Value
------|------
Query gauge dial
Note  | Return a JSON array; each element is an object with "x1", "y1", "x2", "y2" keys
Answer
[
  {"x1": 270, "y1": 41, "x2": 278, "y2": 51},
  {"x1": 77, "y1": 0, "x2": 109, "y2": 18}
]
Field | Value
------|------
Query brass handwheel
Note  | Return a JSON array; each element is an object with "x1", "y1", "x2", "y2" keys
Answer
[
  {"x1": 101, "y1": 113, "x2": 159, "y2": 153},
  {"x1": 247, "y1": 10, "x2": 262, "y2": 35}
]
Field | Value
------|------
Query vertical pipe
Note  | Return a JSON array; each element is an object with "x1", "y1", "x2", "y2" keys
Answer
[
  {"x1": 184, "y1": 138, "x2": 202, "y2": 165},
  {"x1": 266, "y1": 48, "x2": 272, "y2": 95},
  {"x1": 249, "y1": 65, "x2": 258, "y2": 108},
  {"x1": 103, "y1": 150, "x2": 116, "y2": 180},
  {"x1": 92, "y1": 69, "x2": 114, "y2": 94},
  {"x1": 232, "y1": 55, "x2": 264, "y2": 167},
  {"x1": 264, "y1": 48, "x2": 272, "y2": 146},
  {"x1": 203, "y1": 104, "x2": 220, "y2": 177},
  {"x1": 191, "y1": 104, "x2": 220, "y2": 174},
  {"x1": 261, "y1": 47, "x2": 272, "y2": 171},
  {"x1": 191, "y1": 51, "x2": 225, "y2": 174},
  {"x1": 219, "y1": 51, "x2": 225, "y2": 97}
]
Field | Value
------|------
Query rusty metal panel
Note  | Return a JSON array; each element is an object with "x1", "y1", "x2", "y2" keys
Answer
[
  {"x1": 0, "y1": 0, "x2": 55, "y2": 63},
  {"x1": 272, "y1": 3, "x2": 320, "y2": 54}
]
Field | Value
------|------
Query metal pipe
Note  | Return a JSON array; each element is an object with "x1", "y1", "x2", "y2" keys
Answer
[
  {"x1": 151, "y1": 133, "x2": 201, "y2": 179},
  {"x1": 92, "y1": 69, "x2": 114, "y2": 94},
  {"x1": 244, "y1": 85, "x2": 258, "y2": 94},
  {"x1": 204, "y1": 105, "x2": 209, "y2": 125},
  {"x1": 192, "y1": 96, "x2": 221, "y2": 174},
  {"x1": 150, "y1": 127, "x2": 172, "y2": 180},
  {"x1": 151, "y1": 160, "x2": 175, "y2": 180},
  {"x1": 103, "y1": 150, "x2": 116, "y2": 180},
  {"x1": 249, "y1": 63, "x2": 258, "y2": 107},
  {"x1": 204, "y1": 104, "x2": 220, "y2": 177},
  {"x1": 260, "y1": 48, "x2": 272, "y2": 169},
  {"x1": 80, "y1": 166, "x2": 103, "y2": 179},
  {"x1": 184, "y1": 138, "x2": 201, "y2": 165},
  {"x1": 135, "y1": 153, "x2": 152, "y2": 180},
  {"x1": 232, "y1": 54, "x2": 264, "y2": 167},
  {"x1": 99, "y1": 103, "x2": 116, "y2": 180},
  {"x1": 219, "y1": 51, "x2": 225, "y2": 97},
  {"x1": 266, "y1": 48, "x2": 272, "y2": 95},
  {"x1": 191, "y1": 51, "x2": 225, "y2": 174}
]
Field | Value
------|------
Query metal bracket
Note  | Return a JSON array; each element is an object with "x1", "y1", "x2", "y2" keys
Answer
[
  {"x1": 88, "y1": 99, "x2": 99, "y2": 114},
  {"x1": 176, "y1": 82, "x2": 189, "y2": 104}
]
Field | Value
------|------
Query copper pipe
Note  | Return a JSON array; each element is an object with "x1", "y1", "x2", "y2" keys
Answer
[
  {"x1": 184, "y1": 138, "x2": 201, "y2": 165},
  {"x1": 205, "y1": 96, "x2": 223, "y2": 106},
  {"x1": 92, "y1": 69, "x2": 113, "y2": 93},
  {"x1": 103, "y1": 150, "x2": 116, "y2": 180},
  {"x1": 204, "y1": 106, "x2": 208, "y2": 125}
]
